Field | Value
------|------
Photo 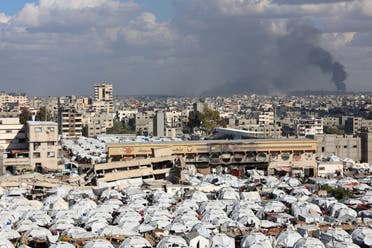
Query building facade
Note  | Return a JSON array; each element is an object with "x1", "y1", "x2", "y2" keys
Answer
[
  {"x1": 295, "y1": 118, "x2": 323, "y2": 137},
  {"x1": 94, "y1": 83, "x2": 113, "y2": 113},
  {"x1": 153, "y1": 111, "x2": 165, "y2": 137},
  {"x1": 59, "y1": 108, "x2": 83, "y2": 139},
  {"x1": 314, "y1": 134, "x2": 361, "y2": 162},
  {"x1": 27, "y1": 121, "x2": 59, "y2": 171}
]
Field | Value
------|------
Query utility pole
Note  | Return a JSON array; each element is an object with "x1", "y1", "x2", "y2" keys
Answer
[{"x1": 274, "y1": 104, "x2": 277, "y2": 139}]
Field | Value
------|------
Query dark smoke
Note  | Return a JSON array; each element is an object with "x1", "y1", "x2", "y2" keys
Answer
[{"x1": 308, "y1": 47, "x2": 347, "y2": 91}]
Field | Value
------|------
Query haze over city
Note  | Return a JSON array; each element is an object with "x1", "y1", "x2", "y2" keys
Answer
[{"x1": 0, "y1": 0, "x2": 372, "y2": 96}]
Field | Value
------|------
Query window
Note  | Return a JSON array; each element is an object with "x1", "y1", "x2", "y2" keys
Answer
[
  {"x1": 33, "y1": 152, "x2": 40, "y2": 158},
  {"x1": 33, "y1": 142, "x2": 41, "y2": 150},
  {"x1": 47, "y1": 152, "x2": 55, "y2": 158},
  {"x1": 47, "y1": 127, "x2": 55, "y2": 132},
  {"x1": 6, "y1": 130, "x2": 12, "y2": 133},
  {"x1": 47, "y1": 141, "x2": 55, "y2": 146},
  {"x1": 34, "y1": 127, "x2": 42, "y2": 133}
]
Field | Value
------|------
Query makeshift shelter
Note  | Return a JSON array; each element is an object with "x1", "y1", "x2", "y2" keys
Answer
[
  {"x1": 210, "y1": 233, "x2": 235, "y2": 248},
  {"x1": 276, "y1": 230, "x2": 302, "y2": 248},
  {"x1": 293, "y1": 237, "x2": 325, "y2": 248},
  {"x1": 49, "y1": 242, "x2": 75, "y2": 248},
  {"x1": 156, "y1": 235, "x2": 188, "y2": 248},
  {"x1": 0, "y1": 239, "x2": 14, "y2": 248},
  {"x1": 320, "y1": 228, "x2": 353, "y2": 247},
  {"x1": 185, "y1": 232, "x2": 210, "y2": 248},
  {"x1": 119, "y1": 236, "x2": 153, "y2": 248},
  {"x1": 241, "y1": 233, "x2": 273, "y2": 248},
  {"x1": 84, "y1": 239, "x2": 114, "y2": 248},
  {"x1": 351, "y1": 227, "x2": 372, "y2": 247}
]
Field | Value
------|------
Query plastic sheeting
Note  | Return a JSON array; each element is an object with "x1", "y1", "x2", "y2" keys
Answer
[
  {"x1": 119, "y1": 236, "x2": 153, "y2": 248},
  {"x1": 276, "y1": 230, "x2": 302, "y2": 248},
  {"x1": 241, "y1": 233, "x2": 273, "y2": 248}
]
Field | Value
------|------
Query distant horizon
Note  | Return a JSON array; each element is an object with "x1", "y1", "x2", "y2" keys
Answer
[{"x1": 1, "y1": 0, "x2": 372, "y2": 95}]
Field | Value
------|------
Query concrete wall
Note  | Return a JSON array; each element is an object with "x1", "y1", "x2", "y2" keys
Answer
[
  {"x1": 315, "y1": 134, "x2": 361, "y2": 161},
  {"x1": 361, "y1": 131, "x2": 372, "y2": 163}
]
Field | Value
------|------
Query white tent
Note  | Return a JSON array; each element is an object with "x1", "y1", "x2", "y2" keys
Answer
[
  {"x1": 156, "y1": 235, "x2": 188, "y2": 248},
  {"x1": 49, "y1": 242, "x2": 75, "y2": 248},
  {"x1": 241, "y1": 233, "x2": 273, "y2": 248},
  {"x1": 320, "y1": 228, "x2": 353, "y2": 247},
  {"x1": 0, "y1": 229, "x2": 21, "y2": 240},
  {"x1": 264, "y1": 201, "x2": 286, "y2": 213},
  {"x1": 293, "y1": 237, "x2": 325, "y2": 248},
  {"x1": 24, "y1": 226, "x2": 58, "y2": 243},
  {"x1": 210, "y1": 233, "x2": 235, "y2": 248},
  {"x1": 351, "y1": 227, "x2": 372, "y2": 247},
  {"x1": 119, "y1": 236, "x2": 153, "y2": 248},
  {"x1": 84, "y1": 239, "x2": 114, "y2": 248},
  {"x1": 276, "y1": 230, "x2": 302, "y2": 248},
  {"x1": 99, "y1": 225, "x2": 131, "y2": 237},
  {"x1": 0, "y1": 239, "x2": 14, "y2": 248}
]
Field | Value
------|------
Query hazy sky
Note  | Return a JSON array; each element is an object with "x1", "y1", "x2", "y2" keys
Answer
[{"x1": 0, "y1": 0, "x2": 371, "y2": 96}]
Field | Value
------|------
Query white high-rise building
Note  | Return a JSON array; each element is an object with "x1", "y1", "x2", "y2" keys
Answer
[{"x1": 94, "y1": 83, "x2": 113, "y2": 113}]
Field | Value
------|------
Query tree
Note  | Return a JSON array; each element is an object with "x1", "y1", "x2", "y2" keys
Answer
[
  {"x1": 187, "y1": 108, "x2": 226, "y2": 134},
  {"x1": 106, "y1": 119, "x2": 135, "y2": 134},
  {"x1": 19, "y1": 107, "x2": 31, "y2": 124},
  {"x1": 187, "y1": 111, "x2": 203, "y2": 131}
]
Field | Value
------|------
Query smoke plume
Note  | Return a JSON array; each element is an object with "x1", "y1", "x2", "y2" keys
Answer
[{"x1": 308, "y1": 47, "x2": 347, "y2": 91}]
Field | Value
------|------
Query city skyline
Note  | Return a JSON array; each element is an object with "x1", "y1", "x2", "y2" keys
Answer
[{"x1": 0, "y1": 0, "x2": 371, "y2": 96}]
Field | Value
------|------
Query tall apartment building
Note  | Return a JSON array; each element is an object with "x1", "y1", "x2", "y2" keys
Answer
[
  {"x1": 258, "y1": 112, "x2": 274, "y2": 125},
  {"x1": 59, "y1": 108, "x2": 83, "y2": 139},
  {"x1": 295, "y1": 118, "x2": 323, "y2": 137},
  {"x1": 0, "y1": 113, "x2": 60, "y2": 174},
  {"x1": 361, "y1": 129, "x2": 372, "y2": 163},
  {"x1": 0, "y1": 92, "x2": 28, "y2": 107},
  {"x1": 153, "y1": 111, "x2": 165, "y2": 137},
  {"x1": 94, "y1": 83, "x2": 113, "y2": 113},
  {"x1": 345, "y1": 117, "x2": 362, "y2": 135},
  {"x1": 135, "y1": 111, "x2": 154, "y2": 136},
  {"x1": 27, "y1": 121, "x2": 59, "y2": 171},
  {"x1": 0, "y1": 112, "x2": 27, "y2": 151}
]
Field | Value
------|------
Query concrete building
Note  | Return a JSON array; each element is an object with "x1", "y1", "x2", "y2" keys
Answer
[
  {"x1": 0, "y1": 115, "x2": 60, "y2": 173},
  {"x1": 153, "y1": 111, "x2": 165, "y2": 137},
  {"x1": 27, "y1": 121, "x2": 59, "y2": 171},
  {"x1": 0, "y1": 92, "x2": 28, "y2": 107},
  {"x1": 193, "y1": 101, "x2": 207, "y2": 113},
  {"x1": 59, "y1": 108, "x2": 83, "y2": 139},
  {"x1": 107, "y1": 139, "x2": 318, "y2": 177},
  {"x1": 0, "y1": 112, "x2": 27, "y2": 151},
  {"x1": 361, "y1": 129, "x2": 372, "y2": 163},
  {"x1": 94, "y1": 83, "x2": 113, "y2": 113},
  {"x1": 345, "y1": 117, "x2": 362, "y2": 135},
  {"x1": 314, "y1": 134, "x2": 361, "y2": 162},
  {"x1": 295, "y1": 118, "x2": 323, "y2": 137},
  {"x1": 135, "y1": 111, "x2": 154, "y2": 136},
  {"x1": 259, "y1": 111, "x2": 274, "y2": 125},
  {"x1": 0, "y1": 113, "x2": 28, "y2": 173},
  {"x1": 243, "y1": 124, "x2": 282, "y2": 138},
  {"x1": 82, "y1": 112, "x2": 114, "y2": 137}
]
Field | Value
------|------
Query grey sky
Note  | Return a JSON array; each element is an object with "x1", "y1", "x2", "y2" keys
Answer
[{"x1": 0, "y1": 0, "x2": 371, "y2": 96}]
